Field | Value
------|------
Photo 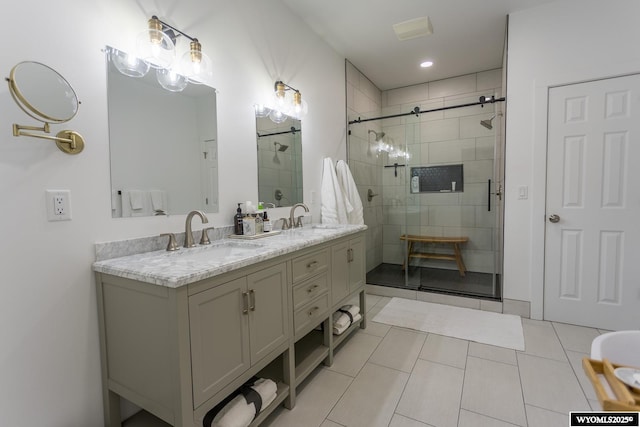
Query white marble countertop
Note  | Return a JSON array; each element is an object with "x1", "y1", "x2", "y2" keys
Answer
[{"x1": 93, "y1": 224, "x2": 367, "y2": 288}]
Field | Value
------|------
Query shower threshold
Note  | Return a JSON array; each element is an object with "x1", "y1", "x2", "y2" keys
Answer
[{"x1": 366, "y1": 263, "x2": 500, "y2": 301}]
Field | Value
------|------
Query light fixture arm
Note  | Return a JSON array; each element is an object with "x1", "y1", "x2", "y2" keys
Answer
[
  {"x1": 274, "y1": 80, "x2": 300, "y2": 94},
  {"x1": 150, "y1": 15, "x2": 198, "y2": 43}
]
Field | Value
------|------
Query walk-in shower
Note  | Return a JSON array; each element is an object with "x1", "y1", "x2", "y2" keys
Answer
[{"x1": 348, "y1": 95, "x2": 505, "y2": 301}]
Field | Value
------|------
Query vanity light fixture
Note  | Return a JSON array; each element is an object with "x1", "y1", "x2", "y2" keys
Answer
[
  {"x1": 136, "y1": 16, "x2": 176, "y2": 69},
  {"x1": 254, "y1": 80, "x2": 308, "y2": 123},
  {"x1": 114, "y1": 16, "x2": 213, "y2": 91}
]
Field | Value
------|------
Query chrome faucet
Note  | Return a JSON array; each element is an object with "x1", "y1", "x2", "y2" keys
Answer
[
  {"x1": 289, "y1": 203, "x2": 309, "y2": 228},
  {"x1": 184, "y1": 210, "x2": 209, "y2": 248}
]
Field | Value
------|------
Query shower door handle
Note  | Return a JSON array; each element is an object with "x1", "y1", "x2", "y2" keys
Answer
[{"x1": 487, "y1": 179, "x2": 503, "y2": 211}]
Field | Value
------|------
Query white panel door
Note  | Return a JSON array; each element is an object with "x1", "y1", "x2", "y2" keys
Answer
[{"x1": 545, "y1": 74, "x2": 640, "y2": 330}]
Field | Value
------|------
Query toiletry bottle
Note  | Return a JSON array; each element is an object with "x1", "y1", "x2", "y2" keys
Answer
[
  {"x1": 243, "y1": 214, "x2": 256, "y2": 236},
  {"x1": 263, "y1": 211, "x2": 272, "y2": 232},
  {"x1": 255, "y1": 213, "x2": 263, "y2": 234},
  {"x1": 234, "y1": 203, "x2": 244, "y2": 235}
]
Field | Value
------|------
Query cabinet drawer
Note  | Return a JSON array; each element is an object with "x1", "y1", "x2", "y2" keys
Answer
[
  {"x1": 291, "y1": 249, "x2": 329, "y2": 283},
  {"x1": 294, "y1": 294, "x2": 329, "y2": 337},
  {"x1": 292, "y1": 273, "x2": 328, "y2": 310}
]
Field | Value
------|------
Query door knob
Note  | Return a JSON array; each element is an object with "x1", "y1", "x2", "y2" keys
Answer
[{"x1": 548, "y1": 214, "x2": 560, "y2": 223}]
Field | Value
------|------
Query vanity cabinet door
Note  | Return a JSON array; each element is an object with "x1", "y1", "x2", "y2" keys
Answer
[
  {"x1": 331, "y1": 237, "x2": 365, "y2": 306},
  {"x1": 246, "y1": 263, "x2": 289, "y2": 364},
  {"x1": 189, "y1": 277, "x2": 250, "y2": 408},
  {"x1": 348, "y1": 236, "x2": 365, "y2": 293},
  {"x1": 331, "y1": 241, "x2": 350, "y2": 305}
]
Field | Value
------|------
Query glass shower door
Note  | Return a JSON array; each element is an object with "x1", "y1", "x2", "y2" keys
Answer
[{"x1": 350, "y1": 97, "x2": 503, "y2": 300}]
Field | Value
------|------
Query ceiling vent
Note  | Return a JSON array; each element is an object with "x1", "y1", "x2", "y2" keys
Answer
[{"x1": 392, "y1": 16, "x2": 433, "y2": 41}]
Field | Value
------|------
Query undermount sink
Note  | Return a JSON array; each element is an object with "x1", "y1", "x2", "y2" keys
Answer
[
  {"x1": 591, "y1": 330, "x2": 640, "y2": 367},
  {"x1": 172, "y1": 240, "x2": 264, "y2": 262},
  {"x1": 312, "y1": 224, "x2": 343, "y2": 229}
]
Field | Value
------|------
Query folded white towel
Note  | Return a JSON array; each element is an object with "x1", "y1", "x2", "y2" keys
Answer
[
  {"x1": 333, "y1": 312, "x2": 362, "y2": 335},
  {"x1": 212, "y1": 378, "x2": 277, "y2": 427},
  {"x1": 128, "y1": 190, "x2": 144, "y2": 210}
]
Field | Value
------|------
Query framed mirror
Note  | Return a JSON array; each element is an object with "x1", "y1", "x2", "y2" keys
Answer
[
  {"x1": 256, "y1": 116, "x2": 302, "y2": 207},
  {"x1": 105, "y1": 46, "x2": 218, "y2": 217}
]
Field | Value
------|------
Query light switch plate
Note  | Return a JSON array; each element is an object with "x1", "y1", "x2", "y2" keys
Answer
[{"x1": 518, "y1": 186, "x2": 528, "y2": 200}]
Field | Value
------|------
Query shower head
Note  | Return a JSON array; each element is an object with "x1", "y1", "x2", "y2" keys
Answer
[
  {"x1": 368, "y1": 129, "x2": 385, "y2": 142},
  {"x1": 480, "y1": 115, "x2": 496, "y2": 130},
  {"x1": 274, "y1": 142, "x2": 289, "y2": 152}
]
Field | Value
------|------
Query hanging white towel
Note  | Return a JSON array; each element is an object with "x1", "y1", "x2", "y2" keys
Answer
[
  {"x1": 321, "y1": 157, "x2": 350, "y2": 224},
  {"x1": 121, "y1": 190, "x2": 151, "y2": 217},
  {"x1": 150, "y1": 190, "x2": 166, "y2": 212},
  {"x1": 336, "y1": 160, "x2": 364, "y2": 225},
  {"x1": 128, "y1": 190, "x2": 144, "y2": 210}
]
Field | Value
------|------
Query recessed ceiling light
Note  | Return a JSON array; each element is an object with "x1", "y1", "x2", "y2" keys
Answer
[{"x1": 420, "y1": 61, "x2": 434, "y2": 68}]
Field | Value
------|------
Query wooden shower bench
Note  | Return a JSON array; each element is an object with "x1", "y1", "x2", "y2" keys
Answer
[{"x1": 400, "y1": 235, "x2": 469, "y2": 276}]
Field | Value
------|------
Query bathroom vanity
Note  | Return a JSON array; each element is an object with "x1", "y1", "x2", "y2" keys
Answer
[{"x1": 93, "y1": 225, "x2": 366, "y2": 427}]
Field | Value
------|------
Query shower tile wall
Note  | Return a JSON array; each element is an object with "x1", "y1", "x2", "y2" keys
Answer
[
  {"x1": 381, "y1": 69, "x2": 502, "y2": 274},
  {"x1": 346, "y1": 60, "x2": 383, "y2": 272}
]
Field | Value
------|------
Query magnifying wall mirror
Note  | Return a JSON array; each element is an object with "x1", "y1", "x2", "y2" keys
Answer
[
  {"x1": 7, "y1": 61, "x2": 84, "y2": 154},
  {"x1": 105, "y1": 46, "x2": 219, "y2": 217},
  {"x1": 256, "y1": 116, "x2": 303, "y2": 207}
]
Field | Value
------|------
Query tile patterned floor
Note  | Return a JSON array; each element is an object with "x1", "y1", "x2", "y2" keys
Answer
[{"x1": 260, "y1": 293, "x2": 605, "y2": 427}]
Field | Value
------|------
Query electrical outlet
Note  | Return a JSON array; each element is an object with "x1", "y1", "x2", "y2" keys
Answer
[{"x1": 46, "y1": 190, "x2": 71, "y2": 221}]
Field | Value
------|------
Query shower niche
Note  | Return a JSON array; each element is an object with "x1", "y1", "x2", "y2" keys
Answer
[{"x1": 410, "y1": 164, "x2": 464, "y2": 194}]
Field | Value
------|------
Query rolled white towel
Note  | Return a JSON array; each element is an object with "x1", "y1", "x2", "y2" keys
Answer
[
  {"x1": 212, "y1": 395, "x2": 254, "y2": 427},
  {"x1": 211, "y1": 378, "x2": 277, "y2": 427},
  {"x1": 332, "y1": 305, "x2": 360, "y2": 329},
  {"x1": 250, "y1": 378, "x2": 277, "y2": 409},
  {"x1": 333, "y1": 312, "x2": 362, "y2": 335}
]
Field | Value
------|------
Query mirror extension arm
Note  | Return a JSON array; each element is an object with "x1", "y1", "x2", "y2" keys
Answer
[{"x1": 12, "y1": 123, "x2": 85, "y2": 155}]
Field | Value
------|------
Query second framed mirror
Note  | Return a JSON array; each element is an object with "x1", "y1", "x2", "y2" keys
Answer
[{"x1": 256, "y1": 116, "x2": 302, "y2": 207}]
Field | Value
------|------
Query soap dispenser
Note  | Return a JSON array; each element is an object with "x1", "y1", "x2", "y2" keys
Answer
[
  {"x1": 263, "y1": 210, "x2": 272, "y2": 232},
  {"x1": 234, "y1": 203, "x2": 244, "y2": 235}
]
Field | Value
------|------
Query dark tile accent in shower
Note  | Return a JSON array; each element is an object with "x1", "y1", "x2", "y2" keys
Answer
[{"x1": 366, "y1": 263, "x2": 500, "y2": 300}]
